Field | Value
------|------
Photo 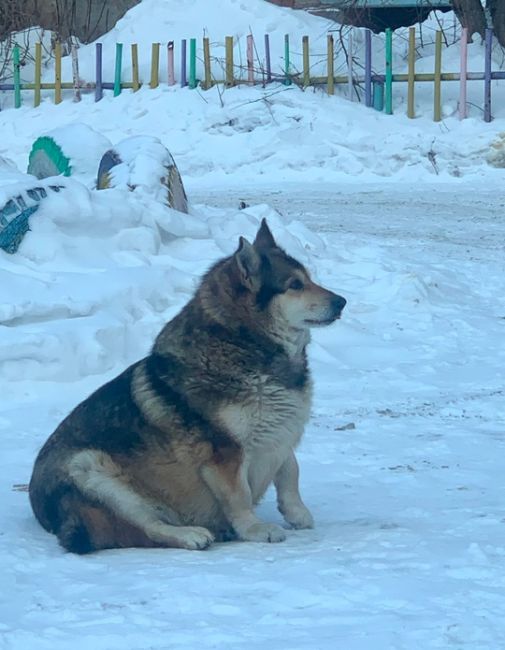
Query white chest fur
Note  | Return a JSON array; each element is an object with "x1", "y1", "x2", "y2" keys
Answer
[{"x1": 218, "y1": 374, "x2": 312, "y2": 501}]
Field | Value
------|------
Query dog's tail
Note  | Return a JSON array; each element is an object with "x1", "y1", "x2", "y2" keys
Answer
[
  {"x1": 29, "y1": 471, "x2": 95, "y2": 554},
  {"x1": 57, "y1": 509, "x2": 94, "y2": 554}
]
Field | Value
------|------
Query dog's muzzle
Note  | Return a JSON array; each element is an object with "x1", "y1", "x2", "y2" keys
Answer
[
  {"x1": 331, "y1": 294, "x2": 347, "y2": 319},
  {"x1": 305, "y1": 293, "x2": 346, "y2": 326}
]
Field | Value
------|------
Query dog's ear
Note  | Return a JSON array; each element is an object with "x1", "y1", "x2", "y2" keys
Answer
[
  {"x1": 254, "y1": 218, "x2": 277, "y2": 250},
  {"x1": 234, "y1": 237, "x2": 261, "y2": 291}
]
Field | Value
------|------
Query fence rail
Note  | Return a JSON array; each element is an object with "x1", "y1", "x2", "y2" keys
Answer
[{"x1": 0, "y1": 27, "x2": 500, "y2": 122}]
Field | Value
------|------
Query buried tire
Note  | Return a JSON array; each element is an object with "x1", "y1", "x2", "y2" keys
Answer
[{"x1": 96, "y1": 135, "x2": 188, "y2": 213}]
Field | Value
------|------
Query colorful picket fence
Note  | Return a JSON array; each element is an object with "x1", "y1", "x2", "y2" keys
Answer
[{"x1": 0, "y1": 27, "x2": 502, "y2": 122}]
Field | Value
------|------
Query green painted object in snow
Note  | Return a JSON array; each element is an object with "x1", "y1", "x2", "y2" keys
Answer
[{"x1": 27, "y1": 137, "x2": 72, "y2": 179}]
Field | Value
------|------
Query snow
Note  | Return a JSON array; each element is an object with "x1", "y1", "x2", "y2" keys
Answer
[
  {"x1": 43, "y1": 124, "x2": 112, "y2": 187},
  {"x1": 107, "y1": 135, "x2": 179, "y2": 202},
  {"x1": 1, "y1": 0, "x2": 505, "y2": 648}
]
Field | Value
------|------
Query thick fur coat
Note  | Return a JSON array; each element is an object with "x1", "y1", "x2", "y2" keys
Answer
[{"x1": 29, "y1": 220, "x2": 346, "y2": 553}]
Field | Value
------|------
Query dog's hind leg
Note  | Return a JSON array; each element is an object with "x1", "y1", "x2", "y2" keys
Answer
[
  {"x1": 274, "y1": 451, "x2": 314, "y2": 530},
  {"x1": 66, "y1": 449, "x2": 214, "y2": 551}
]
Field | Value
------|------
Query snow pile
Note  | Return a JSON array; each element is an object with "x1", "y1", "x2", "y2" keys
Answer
[
  {"x1": 108, "y1": 136, "x2": 172, "y2": 191},
  {"x1": 106, "y1": 135, "x2": 186, "y2": 211},
  {"x1": 0, "y1": 179, "x2": 201, "y2": 382},
  {"x1": 40, "y1": 124, "x2": 112, "y2": 186}
]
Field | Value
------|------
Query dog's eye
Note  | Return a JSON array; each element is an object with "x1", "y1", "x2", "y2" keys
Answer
[{"x1": 288, "y1": 278, "x2": 304, "y2": 291}]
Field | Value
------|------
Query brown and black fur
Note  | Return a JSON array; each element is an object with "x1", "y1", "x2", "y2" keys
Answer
[{"x1": 29, "y1": 219, "x2": 346, "y2": 553}]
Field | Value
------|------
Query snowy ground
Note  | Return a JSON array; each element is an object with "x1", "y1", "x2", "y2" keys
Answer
[
  {"x1": 2, "y1": 180, "x2": 505, "y2": 650},
  {"x1": 1, "y1": 0, "x2": 505, "y2": 648}
]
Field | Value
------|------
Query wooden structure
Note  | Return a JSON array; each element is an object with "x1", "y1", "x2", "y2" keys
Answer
[{"x1": 0, "y1": 27, "x2": 501, "y2": 122}]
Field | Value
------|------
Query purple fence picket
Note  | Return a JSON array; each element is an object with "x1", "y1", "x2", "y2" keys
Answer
[
  {"x1": 484, "y1": 28, "x2": 492, "y2": 122},
  {"x1": 181, "y1": 39, "x2": 187, "y2": 87},
  {"x1": 95, "y1": 43, "x2": 103, "y2": 102},
  {"x1": 264, "y1": 34, "x2": 272, "y2": 83},
  {"x1": 365, "y1": 30, "x2": 372, "y2": 108}
]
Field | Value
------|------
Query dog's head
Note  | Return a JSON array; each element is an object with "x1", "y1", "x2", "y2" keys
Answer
[{"x1": 227, "y1": 219, "x2": 346, "y2": 332}]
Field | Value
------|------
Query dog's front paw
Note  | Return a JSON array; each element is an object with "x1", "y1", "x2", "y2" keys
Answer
[
  {"x1": 147, "y1": 523, "x2": 214, "y2": 550},
  {"x1": 280, "y1": 504, "x2": 314, "y2": 530},
  {"x1": 240, "y1": 522, "x2": 286, "y2": 543},
  {"x1": 180, "y1": 526, "x2": 215, "y2": 550}
]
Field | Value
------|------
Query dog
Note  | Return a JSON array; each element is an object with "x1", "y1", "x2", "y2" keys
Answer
[{"x1": 29, "y1": 219, "x2": 346, "y2": 553}]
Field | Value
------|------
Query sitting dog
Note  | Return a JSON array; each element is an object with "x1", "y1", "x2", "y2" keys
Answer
[{"x1": 29, "y1": 219, "x2": 346, "y2": 553}]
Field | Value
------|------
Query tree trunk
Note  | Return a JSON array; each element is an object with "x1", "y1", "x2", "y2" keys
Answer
[
  {"x1": 321, "y1": 6, "x2": 436, "y2": 33},
  {"x1": 489, "y1": 0, "x2": 505, "y2": 46},
  {"x1": 451, "y1": 0, "x2": 487, "y2": 41},
  {"x1": 0, "y1": 0, "x2": 140, "y2": 43}
]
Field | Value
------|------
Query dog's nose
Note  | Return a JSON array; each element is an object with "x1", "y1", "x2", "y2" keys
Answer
[{"x1": 331, "y1": 295, "x2": 346, "y2": 314}]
